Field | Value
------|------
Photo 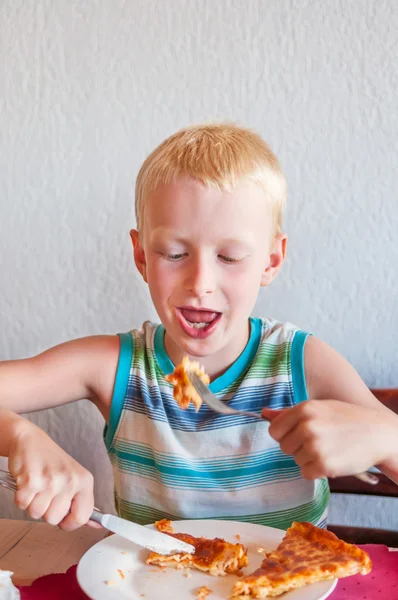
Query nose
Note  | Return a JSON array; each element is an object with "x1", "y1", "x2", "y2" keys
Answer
[{"x1": 184, "y1": 254, "x2": 216, "y2": 297}]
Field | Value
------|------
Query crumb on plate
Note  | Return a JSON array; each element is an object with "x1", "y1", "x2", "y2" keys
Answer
[{"x1": 195, "y1": 586, "x2": 212, "y2": 599}]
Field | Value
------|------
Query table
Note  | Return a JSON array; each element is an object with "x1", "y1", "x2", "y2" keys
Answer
[
  {"x1": 1, "y1": 518, "x2": 397, "y2": 597},
  {"x1": 0, "y1": 519, "x2": 108, "y2": 586}
]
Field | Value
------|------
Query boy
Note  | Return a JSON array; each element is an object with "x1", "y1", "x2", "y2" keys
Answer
[{"x1": 1, "y1": 123, "x2": 397, "y2": 533}]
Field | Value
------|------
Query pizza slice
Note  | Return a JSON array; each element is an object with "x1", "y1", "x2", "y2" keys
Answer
[
  {"x1": 146, "y1": 519, "x2": 248, "y2": 576},
  {"x1": 165, "y1": 356, "x2": 209, "y2": 411},
  {"x1": 231, "y1": 521, "x2": 372, "y2": 598}
]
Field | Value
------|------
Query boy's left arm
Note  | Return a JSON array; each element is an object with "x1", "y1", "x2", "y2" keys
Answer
[{"x1": 262, "y1": 336, "x2": 398, "y2": 483}]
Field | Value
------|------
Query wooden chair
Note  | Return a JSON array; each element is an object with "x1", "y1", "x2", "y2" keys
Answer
[{"x1": 328, "y1": 388, "x2": 398, "y2": 546}]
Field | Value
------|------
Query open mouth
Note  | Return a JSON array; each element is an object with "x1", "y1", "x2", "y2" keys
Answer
[{"x1": 176, "y1": 307, "x2": 221, "y2": 338}]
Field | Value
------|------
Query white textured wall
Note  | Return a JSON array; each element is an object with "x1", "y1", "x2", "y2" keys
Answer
[{"x1": 1, "y1": 1, "x2": 397, "y2": 528}]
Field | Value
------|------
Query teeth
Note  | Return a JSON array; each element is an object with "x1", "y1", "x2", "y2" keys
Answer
[{"x1": 187, "y1": 320, "x2": 208, "y2": 329}]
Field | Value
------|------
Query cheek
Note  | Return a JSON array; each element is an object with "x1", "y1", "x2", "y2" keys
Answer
[
  {"x1": 146, "y1": 268, "x2": 171, "y2": 315},
  {"x1": 146, "y1": 254, "x2": 167, "y2": 276},
  {"x1": 227, "y1": 262, "x2": 263, "y2": 285},
  {"x1": 147, "y1": 258, "x2": 178, "y2": 294},
  {"x1": 223, "y1": 267, "x2": 262, "y2": 302}
]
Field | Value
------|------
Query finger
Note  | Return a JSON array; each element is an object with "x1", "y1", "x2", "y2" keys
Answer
[
  {"x1": 59, "y1": 488, "x2": 94, "y2": 532},
  {"x1": 27, "y1": 491, "x2": 55, "y2": 520},
  {"x1": 14, "y1": 486, "x2": 37, "y2": 511},
  {"x1": 86, "y1": 519, "x2": 104, "y2": 529},
  {"x1": 261, "y1": 408, "x2": 283, "y2": 422},
  {"x1": 266, "y1": 406, "x2": 302, "y2": 442},
  {"x1": 293, "y1": 446, "x2": 313, "y2": 468},
  {"x1": 300, "y1": 462, "x2": 326, "y2": 480},
  {"x1": 13, "y1": 472, "x2": 42, "y2": 511},
  {"x1": 43, "y1": 494, "x2": 74, "y2": 526},
  {"x1": 279, "y1": 422, "x2": 313, "y2": 456}
]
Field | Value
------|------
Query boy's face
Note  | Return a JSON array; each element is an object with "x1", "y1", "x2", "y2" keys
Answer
[{"x1": 132, "y1": 177, "x2": 286, "y2": 376}]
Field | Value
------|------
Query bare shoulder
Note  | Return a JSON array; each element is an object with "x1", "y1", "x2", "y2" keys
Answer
[
  {"x1": 45, "y1": 334, "x2": 121, "y2": 417},
  {"x1": 304, "y1": 335, "x2": 381, "y2": 409}
]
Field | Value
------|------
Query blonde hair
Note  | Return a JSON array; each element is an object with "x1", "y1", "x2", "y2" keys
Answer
[{"x1": 135, "y1": 123, "x2": 287, "y2": 235}]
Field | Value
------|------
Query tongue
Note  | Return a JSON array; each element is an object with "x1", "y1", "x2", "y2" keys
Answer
[{"x1": 181, "y1": 309, "x2": 218, "y2": 323}]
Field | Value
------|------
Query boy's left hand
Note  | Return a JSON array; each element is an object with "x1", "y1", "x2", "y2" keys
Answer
[{"x1": 262, "y1": 400, "x2": 397, "y2": 480}]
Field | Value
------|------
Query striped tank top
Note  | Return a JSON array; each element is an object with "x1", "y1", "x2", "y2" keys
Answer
[{"x1": 103, "y1": 317, "x2": 329, "y2": 530}]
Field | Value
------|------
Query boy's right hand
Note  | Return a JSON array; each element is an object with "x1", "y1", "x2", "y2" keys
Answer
[{"x1": 8, "y1": 420, "x2": 95, "y2": 532}]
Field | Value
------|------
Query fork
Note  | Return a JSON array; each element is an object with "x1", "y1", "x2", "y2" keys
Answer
[
  {"x1": 189, "y1": 371, "x2": 264, "y2": 419},
  {"x1": 187, "y1": 371, "x2": 380, "y2": 486}
]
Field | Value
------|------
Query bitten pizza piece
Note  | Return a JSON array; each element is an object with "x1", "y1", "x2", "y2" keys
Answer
[
  {"x1": 165, "y1": 356, "x2": 210, "y2": 411},
  {"x1": 146, "y1": 519, "x2": 248, "y2": 576},
  {"x1": 231, "y1": 521, "x2": 371, "y2": 598}
]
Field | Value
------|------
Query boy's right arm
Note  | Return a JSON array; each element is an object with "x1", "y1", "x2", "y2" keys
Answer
[
  {"x1": 0, "y1": 335, "x2": 120, "y2": 530},
  {"x1": 0, "y1": 335, "x2": 120, "y2": 416}
]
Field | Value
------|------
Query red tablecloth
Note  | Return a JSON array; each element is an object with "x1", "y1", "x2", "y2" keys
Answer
[{"x1": 17, "y1": 545, "x2": 398, "y2": 599}]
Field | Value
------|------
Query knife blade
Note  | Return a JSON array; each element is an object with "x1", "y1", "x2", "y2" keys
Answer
[
  {"x1": 0, "y1": 470, "x2": 195, "y2": 556},
  {"x1": 90, "y1": 509, "x2": 195, "y2": 555}
]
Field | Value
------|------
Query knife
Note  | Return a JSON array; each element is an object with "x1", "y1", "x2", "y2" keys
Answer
[
  {"x1": 0, "y1": 469, "x2": 194, "y2": 556},
  {"x1": 90, "y1": 509, "x2": 195, "y2": 554}
]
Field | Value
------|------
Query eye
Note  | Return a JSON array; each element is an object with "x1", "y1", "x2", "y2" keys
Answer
[
  {"x1": 218, "y1": 254, "x2": 243, "y2": 264},
  {"x1": 164, "y1": 253, "x2": 187, "y2": 261}
]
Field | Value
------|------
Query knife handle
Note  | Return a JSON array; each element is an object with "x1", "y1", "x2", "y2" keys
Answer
[{"x1": 90, "y1": 508, "x2": 104, "y2": 524}]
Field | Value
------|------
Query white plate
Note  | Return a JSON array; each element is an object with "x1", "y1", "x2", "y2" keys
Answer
[{"x1": 77, "y1": 519, "x2": 338, "y2": 600}]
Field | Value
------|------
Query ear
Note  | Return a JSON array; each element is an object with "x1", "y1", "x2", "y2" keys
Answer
[
  {"x1": 260, "y1": 233, "x2": 287, "y2": 287},
  {"x1": 130, "y1": 229, "x2": 148, "y2": 282}
]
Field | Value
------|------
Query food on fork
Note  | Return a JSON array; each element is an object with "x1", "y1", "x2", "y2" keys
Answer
[
  {"x1": 146, "y1": 519, "x2": 248, "y2": 576},
  {"x1": 165, "y1": 356, "x2": 209, "y2": 411},
  {"x1": 231, "y1": 521, "x2": 372, "y2": 598}
]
